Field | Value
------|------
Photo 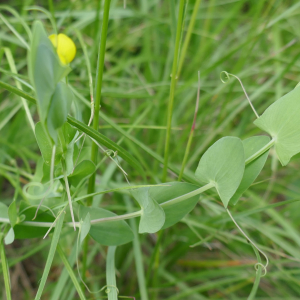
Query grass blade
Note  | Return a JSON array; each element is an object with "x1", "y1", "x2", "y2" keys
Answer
[
  {"x1": 106, "y1": 246, "x2": 118, "y2": 300},
  {"x1": 162, "y1": 0, "x2": 186, "y2": 182},
  {"x1": 0, "y1": 233, "x2": 12, "y2": 300},
  {"x1": 88, "y1": 0, "x2": 112, "y2": 205},
  {"x1": 34, "y1": 212, "x2": 64, "y2": 300},
  {"x1": 57, "y1": 244, "x2": 86, "y2": 300}
]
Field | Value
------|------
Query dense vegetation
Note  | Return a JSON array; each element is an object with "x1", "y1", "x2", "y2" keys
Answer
[{"x1": 1, "y1": 1, "x2": 300, "y2": 299}]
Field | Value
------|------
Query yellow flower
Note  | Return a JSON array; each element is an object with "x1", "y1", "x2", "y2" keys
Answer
[{"x1": 49, "y1": 33, "x2": 76, "y2": 65}]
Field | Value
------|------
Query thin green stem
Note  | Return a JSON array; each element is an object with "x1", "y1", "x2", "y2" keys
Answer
[
  {"x1": 90, "y1": 210, "x2": 141, "y2": 224},
  {"x1": 0, "y1": 233, "x2": 12, "y2": 300},
  {"x1": 177, "y1": 0, "x2": 202, "y2": 78},
  {"x1": 62, "y1": 160, "x2": 76, "y2": 231},
  {"x1": 162, "y1": 0, "x2": 186, "y2": 182},
  {"x1": 161, "y1": 182, "x2": 214, "y2": 207},
  {"x1": 48, "y1": 0, "x2": 55, "y2": 25},
  {"x1": 178, "y1": 71, "x2": 200, "y2": 181},
  {"x1": 0, "y1": 184, "x2": 214, "y2": 228},
  {"x1": 87, "y1": 0, "x2": 112, "y2": 205},
  {"x1": 245, "y1": 138, "x2": 276, "y2": 165}
]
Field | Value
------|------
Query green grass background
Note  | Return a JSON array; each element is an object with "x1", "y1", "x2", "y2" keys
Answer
[{"x1": 1, "y1": 0, "x2": 300, "y2": 299}]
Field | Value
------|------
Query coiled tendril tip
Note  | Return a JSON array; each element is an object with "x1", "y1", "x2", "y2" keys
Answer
[{"x1": 220, "y1": 71, "x2": 231, "y2": 83}]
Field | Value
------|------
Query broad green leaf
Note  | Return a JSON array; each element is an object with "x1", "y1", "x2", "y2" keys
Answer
[
  {"x1": 230, "y1": 136, "x2": 270, "y2": 206},
  {"x1": 68, "y1": 160, "x2": 95, "y2": 187},
  {"x1": 149, "y1": 182, "x2": 200, "y2": 229},
  {"x1": 14, "y1": 201, "x2": 55, "y2": 239},
  {"x1": 0, "y1": 203, "x2": 9, "y2": 219},
  {"x1": 29, "y1": 21, "x2": 70, "y2": 122},
  {"x1": 254, "y1": 86, "x2": 300, "y2": 166},
  {"x1": 47, "y1": 82, "x2": 74, "y2": 143},
  {"x1": 79, "y1": 206, "x2": 134, "y2": 246},
  {"x1": 195, "y1": 136, "x2": 245, "y2": 208},
  {"x1": 8, "y1": 200, "x2": 17, "y2": 227},
  {"x1": 4, "y1": 227, "x2": 14, "y2": 245},
  {"x1": 80, "y1": 212, "x2": 91, "y2": 245},
  {"x1": 131, "y1": 187, "x2": 165, "y2": 233},
  {"x1": 35, "y1": 122, "x2": 62, "y2": 165}
]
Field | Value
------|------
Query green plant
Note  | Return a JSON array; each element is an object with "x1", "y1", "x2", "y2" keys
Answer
[{"x1": 1, "y1": 1, "x2": 300, "y2": 300}]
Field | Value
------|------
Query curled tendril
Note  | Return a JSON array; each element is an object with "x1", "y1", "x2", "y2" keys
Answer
[
  {"x1": 23, "y1": 182, "x2": 52, "y2": 200},
  {"x1": 220, "y1": 71, "x2": 259, "y2": 119},
  {"x1": 103, "y1": 285, "x2": 120, "y2": 294},
  {"x1": 220, "y1": 71, "x2": 231, "y2": 83},
  {"x1": 226, "y1": 208, "x2": 269, "y2": 277},
  {"x1": 255, "y1": 262, "x2": 267, "y2": 277},
  {"x1": 105, "y1": 149, "x2": 118, "y2": 158}
]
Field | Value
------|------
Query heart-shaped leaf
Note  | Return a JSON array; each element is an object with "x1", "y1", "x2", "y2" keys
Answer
[
  {"x1": 79, "y1": 206, "x2": 134, "y2": 246},
  {"x1": 149, "y1": 182, "x2": 200, "y2": 229},
  {"x1": 131, "y1": 187, "x2": 165, "y2": 233},
  {"x1": 68, "y1": 160, "x2": 95, "y2": 187},
  {"x1": 254, "y1": 86, "x2": 300, "y2": 166},
  {"x1": 229, "y1": 136, "x2": 270, "y2": 206},
  {"x1": 195, "y1": 136, "x2": 245, "y2": 208}
]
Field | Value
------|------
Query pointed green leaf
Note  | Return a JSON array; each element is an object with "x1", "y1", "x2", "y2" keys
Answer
[
  {"x1": 68, "y1": 160, "x2": 95, "y2": 187},
  {"x1": 131, "y1": 187, "x2": 165, "y2": 233},
  {"x1": 149, "y1": 182, "x2": 200, "y2": 229},
  {"x1": 47, "y1": 82, "x2": 74, "y2": 143},
  {"x1": 35, "y1": 122, "x2": 62, "y2": 165},
  {"x1": 229, "y1": 136, "x2": 270, "y2": 206},
  {"x1": 29, "y1": 21, "x2": 70, "y2": 123},
  {"x1": 195, "y1": 136, "x2": 245, "y2": 207},
  {"x1": 79, "y1": 206, "x2": 134, "y2": 246},
  {"x1": 254, "y1": 86, "x2": 300, "y2": 166}
]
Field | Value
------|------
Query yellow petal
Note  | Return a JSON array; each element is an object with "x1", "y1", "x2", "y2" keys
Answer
[{"x1": 49, "y1": 33, "x2": 76, "y2": 65}]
